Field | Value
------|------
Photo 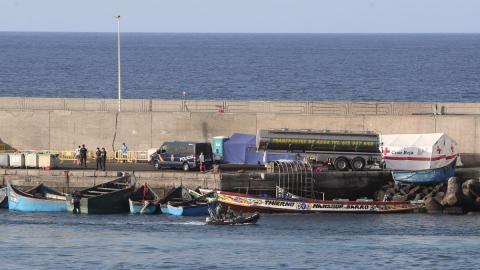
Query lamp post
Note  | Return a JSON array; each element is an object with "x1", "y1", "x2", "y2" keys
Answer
[
  {"x1": 182, "y1": 90, "x2": 187, "y2": 111},
  {"x1": 114, "y1": 15, "x2": 122, "y2": 112}
]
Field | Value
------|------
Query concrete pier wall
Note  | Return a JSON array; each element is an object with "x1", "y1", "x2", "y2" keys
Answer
[
  {"x1": 0, "y1": 169, "x2": 221, "y2": 197},
  {"x1": 0, "y1": 97, "x2": 478, "y2": 165}
]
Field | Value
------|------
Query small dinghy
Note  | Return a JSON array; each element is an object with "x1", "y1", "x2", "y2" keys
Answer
[{"x1": 206, "y1": 212, "x2": 260, "y2": 225}]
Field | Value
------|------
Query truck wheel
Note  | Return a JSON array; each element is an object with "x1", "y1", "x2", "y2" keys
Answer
[
  {"x1": 352, "y1": 157, "x2": 366, "y2": 171},
  {"x1": 182, "y1": 163, "x2": 190, "y2": 171},
  {"x1": 153, "y1": 161, "x2": 161, "y2": 170},
  {"x1": 334, "y1": 157, "x2": 349, "y2": 171}
]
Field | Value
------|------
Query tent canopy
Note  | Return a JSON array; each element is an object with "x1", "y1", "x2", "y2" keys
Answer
[
  {"x1": 380, "y1": 133, "x2": 458, "y2": 171},
  {"x1": 223, "y1": 133, "x2": 257, "y2": 164}
]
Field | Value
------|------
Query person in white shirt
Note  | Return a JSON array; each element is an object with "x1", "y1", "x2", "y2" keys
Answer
[
  {"x1": 199, "y1": 152, "x2": 205, "y2": 172},
  {"x1": 214, "y1": 149, "x2": 221, "y2": 164},
  {"x1": 74, "y1": 146, "x2": 81, "y2": 165}
]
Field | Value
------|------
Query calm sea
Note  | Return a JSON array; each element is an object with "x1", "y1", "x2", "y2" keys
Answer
[
  {"x1": 0, "y1": 32, "x2": 479, "y2": 102},
  {"x1": 1, "y1": 210, "x2": 480, "y2": 269}
]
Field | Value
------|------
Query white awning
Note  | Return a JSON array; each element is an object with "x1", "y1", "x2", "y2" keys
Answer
[{"x1": 379, "y1": 133, "x2": 458, "y2": 171}]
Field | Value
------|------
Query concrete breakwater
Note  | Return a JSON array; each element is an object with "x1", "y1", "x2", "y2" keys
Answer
[
  {"x1": 0, "y1": 168, "x2": 392, "y2": 199},
  {"x1": 0, "y1": 97, "x2": 480, "y2": 166}
]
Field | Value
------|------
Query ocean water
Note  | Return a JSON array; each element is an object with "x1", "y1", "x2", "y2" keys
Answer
[
  {"x1": 0, "y1": 33, "x2": 480, "y2": 102},
  {"x1": 1, "y1": 210, "x2": 480, "y2": 269}
]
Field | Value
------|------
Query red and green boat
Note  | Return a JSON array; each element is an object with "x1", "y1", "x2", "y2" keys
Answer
[{"x1": 214, "y1": 191, "x2": 423, "y2": 214}]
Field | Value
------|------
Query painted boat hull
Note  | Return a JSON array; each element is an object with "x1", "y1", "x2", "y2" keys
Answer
[
  {"x1": 128, "y1": 199, "x2": 159, "y2": 214},
  {"x1": 215, "y1": 191, "x2": 423, "y2": 214},
  {"x1": 66, "y1": 176, "x2": 135, "y2": 214},
  {"x1": 0, "y1": 187, "x2": 9, "y2": 208},
  {"x1": 392, "y1": 160, "x2": 456, "y2": 185},
  {"x1": 7, "y1": 184, "x2": 66, "y2": 212},
  {"x1": 162, "y1": 203, "x2": 210, "y2": 216}
]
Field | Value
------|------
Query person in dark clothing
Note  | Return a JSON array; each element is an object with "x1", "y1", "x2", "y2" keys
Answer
[
  {"x1": 101, "y1": 147, "x2": 107, "y2": 171},
  {"x1": 95, "y1": 147, "x2": 102, "y2": 170},
  {"x1": 72, "y1": 190, "x2": 81, "y2": 214},
  {"x1": 80, "y1": 144, "x2": 87, "y2": 167}
]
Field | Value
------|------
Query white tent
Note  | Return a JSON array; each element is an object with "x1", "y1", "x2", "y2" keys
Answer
[{"x1": 379, "y1": 133, "x2": 458, "y2": 171}]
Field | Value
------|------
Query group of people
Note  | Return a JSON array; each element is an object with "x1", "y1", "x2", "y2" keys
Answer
[
  {"x1": 74, "y1": 145, "x2": 88, "y2": 167},
  {"x1": 74, "y1": 145, "x2": 108, "y2": 171}
]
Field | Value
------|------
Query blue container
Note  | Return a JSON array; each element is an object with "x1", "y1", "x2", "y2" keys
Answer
[{"x1": 212, "y1": 136, "x2": 228, "y2": 161}]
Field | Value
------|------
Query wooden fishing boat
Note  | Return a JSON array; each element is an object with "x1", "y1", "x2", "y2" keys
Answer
[
  {"x1": 214, "y1": 191, "x2": 424, "y2": 214},
  {"x1": 7, "y1": 183, "x2": 66, "y2": 212},
  {"x1": 160, "y1": 186, "x2": 211, "y2": 216},
  {"x1": 392, "y1": 160, "x2": 456, "y2": 185},
  {"x1": 0, "y1": 186, "x2": 9, "y2": 208},
  {"x1": 206, "y1": 212, "x2": 260, "y2": 225},
  {"x1": 66, "y1": 175, "x2": 135, "y2": 214},
  {"x1": 128, "y1": 183, "x2": 160, "y2": 214},
  {"x1": 163, "y1": 201, "x2": 210, "y2": 216}
]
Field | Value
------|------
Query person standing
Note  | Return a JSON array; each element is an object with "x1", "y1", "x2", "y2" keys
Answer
[
  {"x1": 72, "y1": 190, "x2": 81, "y2": 214},
  {"x1": 74, "y1": 146, "x2": 81, "y2": 166},
  {"x1": 199, "y1": 152, "x2": 205, "y2": 172},
  {"x1": 80, "y1": 144, "x2": 87, "y2": 167},
  {"x1": 214, "y1": 149, "x2": 221, "y2": 164},
  {"x1": 121, "y1": 142, "x2": 128, "y2": 162},
  {"x1": 95, "y1": 147, "x2": 102, "y2": 170},
  {"x1": 101, "y1": 147, "x2": 107, "y2": 171}
]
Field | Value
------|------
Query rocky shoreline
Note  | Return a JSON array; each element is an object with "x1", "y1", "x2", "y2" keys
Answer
[{"x1": 374, "y1": 177, "x2": 480, "y2": 214}]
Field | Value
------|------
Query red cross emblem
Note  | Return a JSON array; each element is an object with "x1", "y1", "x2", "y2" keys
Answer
[{"x1": 383, "y1": 147, "x2": 390, "y2": 155}]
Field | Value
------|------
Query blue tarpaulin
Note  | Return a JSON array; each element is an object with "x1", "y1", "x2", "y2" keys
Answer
[
  {"x1": 223, "y1": 133, "x2": 296, "y2": 164},
  {"x1": 223, "y1": 133, "x2": 258, "y2": 164}
]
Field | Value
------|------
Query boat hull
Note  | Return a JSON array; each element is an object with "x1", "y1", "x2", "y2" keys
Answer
[
  {"x1": 206, "y1": 213, "x2": 260, "y2": 225},
  {"x1": 162, "y1": 203, "x2": 210, "y2": 216},
  {"x1": 129, "y1": 199, "x2": 159, "y2": 214},
  {"x1": 392, "y1": 161, "x2": 456, "y2": 185},
  {"x1": 7, "y1": 184, "x2": 66, "y2": 212},
  {"x1": 66, "y1": 176, "x2": 135, "y2": 214},
  {"x1": 0, "y1": 187, "x2": 8, "y2": 208},
  {"x1": 215, "y1": 191, "x2": 423, "y2": 214}
]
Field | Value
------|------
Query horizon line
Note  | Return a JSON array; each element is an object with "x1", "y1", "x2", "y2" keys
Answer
[{"x1": 1, "y1": 30, "x2": 480, "y2": 35}]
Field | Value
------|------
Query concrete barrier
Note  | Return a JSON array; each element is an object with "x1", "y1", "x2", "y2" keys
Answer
[{"x1": 0, "y1": 97, "x2": 479, "y2": 166}]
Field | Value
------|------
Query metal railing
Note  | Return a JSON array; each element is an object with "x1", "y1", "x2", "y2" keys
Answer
[{"x1": 0, "y1": 149, "x2": 150, "y2": 163}]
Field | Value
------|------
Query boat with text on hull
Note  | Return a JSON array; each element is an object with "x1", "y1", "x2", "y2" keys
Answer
[
  {"x1": 7, "y1": 183, "x2": 66, "y2": 212},
  {"x1": 66, "y1": 175, "x2": 135, "y2": 214},
  {"x1": 129, "y1": 183, "x2": 160, "y2": 214},
  {"x1": 213, "y1": 191, "x2": 423, "y2": 214}
]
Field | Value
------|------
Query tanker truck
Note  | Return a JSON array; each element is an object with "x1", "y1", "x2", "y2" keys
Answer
[{"x1": 257, "y1": 129, "x2": 381, "y2": 171}]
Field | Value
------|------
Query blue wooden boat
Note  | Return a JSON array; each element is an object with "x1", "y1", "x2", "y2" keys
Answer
[
  {"x1": 162, "y1": 202, "x2": 210, "y2": 216},
  {"x1": 0, "y1": 186, "x2": 8, "y2": 208},
  {"x1": 7, "y1": 183, "x2": 66, "y2": 212},
  {"x1": 392, "y1": 160, "x2": 456, "y2": 185},
  {"x1": 129, "y1": 183, "x2": 160, "y2": 214},
  {"x1": 160, "y1": 186, "x2": 211, "y2": 216}
]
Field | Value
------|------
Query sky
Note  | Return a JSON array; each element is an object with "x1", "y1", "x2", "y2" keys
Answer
[{"x1": 1, "y1": 0, "x2": 480, "y2": 33}]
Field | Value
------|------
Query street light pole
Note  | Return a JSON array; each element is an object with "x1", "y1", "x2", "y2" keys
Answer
[{"x1": 114, "y1": 15, "x2": 122, "y2": 112}]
